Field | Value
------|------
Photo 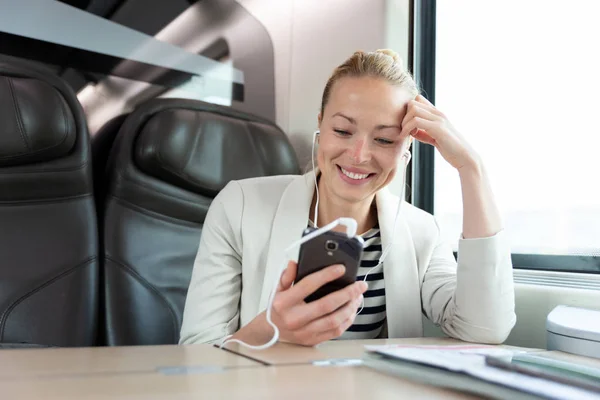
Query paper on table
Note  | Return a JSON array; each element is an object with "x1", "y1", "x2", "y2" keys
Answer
[
  {"x1": 363, "y1": 345, "x2": 599, "y2": 400},
  {"x1": 513, "y1": 353, "x2": 600, "y2": 380},
  {"x1": 365, "y1": 344, "x2": 522, "y2": 361}
]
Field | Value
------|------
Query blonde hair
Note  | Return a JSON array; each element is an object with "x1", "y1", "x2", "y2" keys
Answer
[{"x1": 320, "y1": 49, "x2": 419, "y2": 116}]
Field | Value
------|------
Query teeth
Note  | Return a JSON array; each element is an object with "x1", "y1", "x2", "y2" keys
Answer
[{"x1": 341, "y1": 168, "x2": 369, "y2": 180}]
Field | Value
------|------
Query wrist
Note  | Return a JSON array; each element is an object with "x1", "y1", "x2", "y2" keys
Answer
[
  {"x1": 230, "y1": 311, "x2": 274, "y2": 345},
  {"x1": 457, "y1": 154, "x2": 483, "y2": 179}
]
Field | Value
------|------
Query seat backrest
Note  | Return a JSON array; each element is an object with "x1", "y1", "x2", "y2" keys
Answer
[
  {"x1": 0, "y1": 57, "x2": 98, "y2": 347},
  {"x1": 102, "y1": 98, "x2": 299, "y2": 345},
  {"x1": 91, "y1": 113, "x2": 129, "y2": 219},
  {"x1": 90, "y1": 113, "x2": 130, "y2": 347}
]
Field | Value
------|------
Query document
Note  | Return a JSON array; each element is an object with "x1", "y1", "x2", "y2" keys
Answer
[{"x1": 363, "y1": 344, "x2": 600, "y2": 400}]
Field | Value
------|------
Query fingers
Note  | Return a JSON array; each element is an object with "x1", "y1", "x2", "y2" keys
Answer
[
  {"x1": 402, "y1": 101, "x2": 441, "y2": 127},
  {"x1": 412, "y1": 129, "x2": 437, "y2": 146},
  {"x1": 400, "y1": 117, "x2": 437, "y2": 144},
  {"x1": 294, "y1": 296, "x2": 362, "y2": 346},
  {"x1": 306, "y1": 280, "x2": 367, "y2": 318},
  {"x1": 313, "y1": 314, "x2": 356, "y2": 344},
  {"x1": 416, "y1": 94, "x2": 433, "y2": 106},
  {"x1": 303, "y1": 293, "x2": 363, "y2": 333},
  {"x1": 281, "y1": 280, "x2": 367, "y2": 331},
  {"x1": 415, "y1": 95, "x2": 444, "y2": 117},
  {"x1": 277, "y1": 261, "x2": 297, "y2": 291},
  {"x1": 272, "y1": 264, "x2": 367, "y2": 346},
  {"x1": 399, "y1": 98, "x2": 443, "y2": 144},
  {"x1": 283, "y1": 264, "x2": 346, "y2": 305}
]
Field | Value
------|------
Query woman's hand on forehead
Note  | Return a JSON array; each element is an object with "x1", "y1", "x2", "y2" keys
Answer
[{"x1": 400, "y1": 94, "x2": 479, "y2": 170}]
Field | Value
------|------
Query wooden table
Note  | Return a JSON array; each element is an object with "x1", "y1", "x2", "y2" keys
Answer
[
  {"x1": 222, "y1": 336, "x2": 543, "y2": 366},
  {"x1": 0, "y1": 343, "x2": 259, "y2": 378},
  {"x1": 0, "y1": 358, "x2": 480, "y2": 400},
  {"x1": 0, "y1": 338, "x2": 595, "y2": 399}
]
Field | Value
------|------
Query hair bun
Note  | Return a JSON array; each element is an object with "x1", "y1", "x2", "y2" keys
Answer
[{"x1": 375, "y1": 49, "x2": 403, "y2": 69}]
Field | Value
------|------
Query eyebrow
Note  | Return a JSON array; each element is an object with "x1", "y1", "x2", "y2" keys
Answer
[
  {"x1": 375, "y1": 123, "x2": 401, "y2": 131},
  {"x1": 332, "y1": 112, "x2": 400, "y2": 130},
  {"x1": 332, "y1": 112, "x2": 356, "y2": 124}
]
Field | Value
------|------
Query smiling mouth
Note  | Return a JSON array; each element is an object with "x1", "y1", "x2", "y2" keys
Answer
[{"x1": 337, "y1": 166, "x2": 375, "y2": 180}]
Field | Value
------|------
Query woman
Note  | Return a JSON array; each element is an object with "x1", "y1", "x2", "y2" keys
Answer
[{"x1": 179, "y1": 49, "x2": 516, "y2": 346}]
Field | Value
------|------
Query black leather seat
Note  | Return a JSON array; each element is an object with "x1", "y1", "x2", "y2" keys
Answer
[
  {"x1": 90, "y1": 113, "x2": 130, "y2": 347},
  {"x1": 102, "y1": 98, "x2": 299, "y2": 345},
  {"x1": 91, "y1": 113, "x2": 129, "y2": 219},
  {"x1": 0, "y1": 56, "x2": 98, "y2": 347}
]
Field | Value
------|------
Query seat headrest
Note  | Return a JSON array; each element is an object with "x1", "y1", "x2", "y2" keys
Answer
[
  {"x1": 0, "y1": 76, "x2": 76, "y2": 167},
  {"x1": 134, "y1": 107, "x2": 297, "y2": 197}
]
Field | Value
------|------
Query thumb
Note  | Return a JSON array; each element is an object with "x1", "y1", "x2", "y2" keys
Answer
[{"x1": 277, "y1": 261, "x2": 297, "y2": 291}]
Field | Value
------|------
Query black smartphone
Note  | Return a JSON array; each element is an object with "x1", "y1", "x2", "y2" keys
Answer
[{"x1": 294, "y1": 227, "x2": 364, "y2": 303}]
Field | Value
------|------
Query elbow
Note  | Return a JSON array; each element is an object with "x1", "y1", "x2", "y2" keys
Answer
[
  {"x1": 490, "y1": 312, "x2": 518, "y2": 344},
  {"x1": 456, "y1": 312, "x2": 517, "y2": 345},
  {"x1": 441, "y1": 303, "x2": 517, "y2": 344},
  {"x1": 179, "y1": 332, "x2": 226, "y2": 346},
  {"x1": 179, "y1": 323, "x2": 233, "y2": 346},
  {"x1": 179, "y1": 332, "x2": 201, "y2": 345},
  {"x1": 473, "y1": 325, "x2": 514, "y2": 345}
]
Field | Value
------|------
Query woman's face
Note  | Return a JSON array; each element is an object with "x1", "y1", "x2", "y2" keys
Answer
[{"x1": 317, "y1": 76, "x2": 413, "y2": 205}]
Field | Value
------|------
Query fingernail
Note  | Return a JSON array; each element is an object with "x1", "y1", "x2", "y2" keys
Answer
[
  {"x1": 336, "y1": 264, "x2": 345, "y2": 274},
  {"x1": 360, "y1": 281, "x2": 368, "y2": 291}
]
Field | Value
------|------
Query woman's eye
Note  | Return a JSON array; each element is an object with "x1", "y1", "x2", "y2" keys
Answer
[
  {"x1": 376, "y1": 138, "x2": 395, "y2": 145},
  {"x1": 334, "y1": 129, "x2": 351, "y2": 136}
]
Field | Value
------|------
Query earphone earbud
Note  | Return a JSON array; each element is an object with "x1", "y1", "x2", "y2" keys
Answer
[{"x1": 403, "y1": 151, "x2": 411, "y2": 165}]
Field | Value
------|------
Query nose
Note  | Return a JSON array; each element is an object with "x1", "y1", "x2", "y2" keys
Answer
[{"x1": 349, "y1": 138, "x2": 370, "y2": 164}]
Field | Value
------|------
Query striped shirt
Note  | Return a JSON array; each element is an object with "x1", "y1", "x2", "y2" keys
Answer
[{"x1": 338, "y1": 226, "x2": 386, "y2": 339}]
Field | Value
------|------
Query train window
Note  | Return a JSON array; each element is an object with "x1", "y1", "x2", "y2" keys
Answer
[
  {"x1": 433, "y1": 0, "x2": 600, "y2": 264},
  {"x1": 159, "y1": 54, "x2": 234, "y2": 105}
]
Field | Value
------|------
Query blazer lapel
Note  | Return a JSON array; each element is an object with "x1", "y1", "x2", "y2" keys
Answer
[
  {"x1": 376, "y1": 188, "x2": 423, "y2": 338},
  {"x1": 258, "y1": 171, "x2": 316, "y2": 311}
]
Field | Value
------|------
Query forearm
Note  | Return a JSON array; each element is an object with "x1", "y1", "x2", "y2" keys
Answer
[{"x1": 459, "y1": 160, "x2": 503, "y2": 239}]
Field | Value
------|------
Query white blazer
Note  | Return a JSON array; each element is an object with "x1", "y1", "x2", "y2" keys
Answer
[{"x1": 179, "y1": 171, "x2": 516, "y2": 345}]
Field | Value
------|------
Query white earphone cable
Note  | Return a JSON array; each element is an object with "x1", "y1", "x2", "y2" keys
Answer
[{"x1": 312, "y1": 130, "x2": 320, "y2": 228}]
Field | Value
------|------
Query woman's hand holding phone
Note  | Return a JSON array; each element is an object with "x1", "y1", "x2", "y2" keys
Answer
[{"x1": 270, "y1": 260, "x2": 367, "y2": 346}]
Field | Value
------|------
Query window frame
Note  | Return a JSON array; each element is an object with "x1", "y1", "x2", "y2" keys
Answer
[{"x1": 409, "y1": 0, "x2": 600, "y2": 274}]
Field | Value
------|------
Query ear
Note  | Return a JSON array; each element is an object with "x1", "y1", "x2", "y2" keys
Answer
[{"x1": 317, "y1": 112, "x2": 323, "y2": 127}]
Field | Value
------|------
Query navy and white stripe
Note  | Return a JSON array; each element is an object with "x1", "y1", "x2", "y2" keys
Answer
[{"x1": 338, "y1": 226, "x2": 386, "y2": 339}]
